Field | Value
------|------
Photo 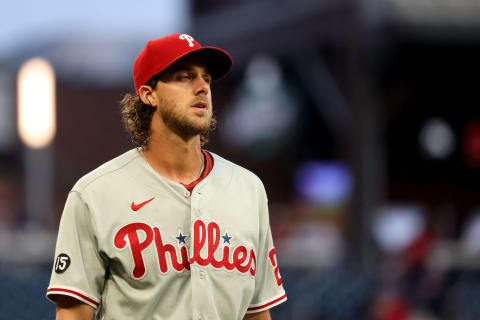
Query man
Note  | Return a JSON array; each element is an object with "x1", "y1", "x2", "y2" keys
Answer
[{"x1": 46, "y1": 34, "x2": 287, "y2": 320}]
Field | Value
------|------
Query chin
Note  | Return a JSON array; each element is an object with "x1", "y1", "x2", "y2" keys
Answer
[{"x1": 192, "y1": 117, "x2": 212, "y2": 130}]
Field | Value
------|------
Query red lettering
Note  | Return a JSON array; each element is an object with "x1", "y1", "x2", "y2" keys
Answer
[
  {"x1": 180, "y1": 246, "x2": 190, "y2": 270},
  {"x1": 208, "y1": 222, "x2": 221, "y2": 262},
  {"x1": 190, "y1": 220, "x2": 256, "y2": 275},
  {"x1": 233, "y1": 246, "x2": 248, "y2": 273},
  {"x1": 269, "y1": 248, "x2": 282, "y2": 286},
  {"x1": 249, "y1": 250, "x2": 256, "y2": 276},
  {"x1": 153, "y1": 227, "x2": 189, "y2": 272},
  {"x1": 114, "y1": 223, "x2": 154, "y2": 279},
  {"x1": 219, "y1": 246, "x2": 235, "y2": 270},
  {"x1": 191, "y1": 220, "x2": 208, "y2": 266},
  {"x1": 114, "y1": 220, "x2": 257, "y2": 278}
]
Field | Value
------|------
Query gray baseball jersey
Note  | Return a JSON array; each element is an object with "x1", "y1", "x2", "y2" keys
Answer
[{"x1": 46, "y1": 149, "x2": 286, "y2": 319}]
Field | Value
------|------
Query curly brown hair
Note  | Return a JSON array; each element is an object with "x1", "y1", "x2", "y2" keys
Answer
[{"x1": 120, "y1": 78, "x2": 216, "y2": 148}]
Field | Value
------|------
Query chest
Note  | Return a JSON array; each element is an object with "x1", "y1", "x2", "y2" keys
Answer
[{"x1": 88, "y1": 184, "x2": 260, "y2": 281}]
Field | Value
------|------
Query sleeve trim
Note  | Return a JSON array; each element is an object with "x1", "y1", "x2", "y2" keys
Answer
[
  {"x1": 47, "y1": 287, "x2": 100, "y2": 309},
  {"x1": 246, "y1": 292, "x2": 287, "y2": 313}
]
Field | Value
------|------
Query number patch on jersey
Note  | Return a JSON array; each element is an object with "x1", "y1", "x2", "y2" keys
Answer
[
  {"x1": 268, "y1": 248, "x2": 282, "y2": 286},
  {"x1": 54, "y1": 253, "x2": 71, "y2": 274}
]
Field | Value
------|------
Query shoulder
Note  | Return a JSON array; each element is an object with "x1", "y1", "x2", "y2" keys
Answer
[
  {"x1": 211, "y1": 152, "x2": 261, "y2": 181},
  {"x1": 209, "y1": 152, "x2": 266, "y2": 194},
  {"x1": 71, "y1": 148, "x2": 141, "y2": 194}
]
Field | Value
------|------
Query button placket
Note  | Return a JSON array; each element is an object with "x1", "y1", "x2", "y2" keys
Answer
[
  {"x1": 191, "y1": 189, "x2": 203, "y2": 217},
  {"x1": 191, "y1": 189, "x2": 207, "y2": 320}
]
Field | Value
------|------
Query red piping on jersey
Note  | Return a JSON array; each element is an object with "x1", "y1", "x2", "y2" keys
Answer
[
  {"x1": 47, "y1": 288, "x2": 99, "y2": 307},
  {"x1": 247, "y1": 294, "x2": 287, "y2": 311},
  {"x1": 181, "y1": 150, "x2": 213, "y2": 193}
]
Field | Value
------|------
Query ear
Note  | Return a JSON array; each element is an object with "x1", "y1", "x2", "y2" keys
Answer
[{"x1": 138, "y1": 85, "x2": 156, "y2": 106}]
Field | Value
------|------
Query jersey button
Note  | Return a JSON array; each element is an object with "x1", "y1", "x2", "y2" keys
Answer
[
  {"x1": 184, "y1": 191, "x2": 190, "y2": 198},
  {"x1": 199, "y1": 270, "x2": 206, "y2": 279}
]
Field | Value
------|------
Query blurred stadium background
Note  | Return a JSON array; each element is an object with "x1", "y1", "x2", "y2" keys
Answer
[{"x1": 1, "y1": 0, "x2": 480, "y2": 319}]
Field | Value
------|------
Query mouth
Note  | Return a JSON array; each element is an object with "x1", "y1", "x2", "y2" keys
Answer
[{"x1": 192, "y1": 101, "x2": 208, "y2": 109}]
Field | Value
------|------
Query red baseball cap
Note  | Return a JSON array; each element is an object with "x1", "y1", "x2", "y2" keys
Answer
[{"x1": 133, "y1": 33, "x2": 232, "y2": 92}]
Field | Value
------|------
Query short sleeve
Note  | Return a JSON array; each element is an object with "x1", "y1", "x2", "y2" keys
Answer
[
  {"x1": 46, "y1": 191, "x2": 107, "y2": 309},
  {"x1": 246, "y1": 185, "x2": 287, "y2": 314}
]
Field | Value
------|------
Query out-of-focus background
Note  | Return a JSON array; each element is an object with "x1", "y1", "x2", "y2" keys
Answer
[{"x1": 1, "y1": 0, "x2": 480, "y2": 319}]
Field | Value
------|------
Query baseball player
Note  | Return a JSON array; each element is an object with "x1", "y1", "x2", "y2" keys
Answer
[{"x1": 46, "y1": 34, "x2": 287, "y2": 320}]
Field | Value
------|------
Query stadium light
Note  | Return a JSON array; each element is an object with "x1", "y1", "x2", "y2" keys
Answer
[{"x1": 17, "y1": 58, "x2": 56, "y2": 149}]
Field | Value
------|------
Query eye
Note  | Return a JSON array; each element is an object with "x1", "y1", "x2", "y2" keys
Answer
[
  {"x1": 176, "y1": 72, "x2": 192, "y2": 81},
  {"x1": 203, "y1": 75, "x2": 212, "y2": 84}
]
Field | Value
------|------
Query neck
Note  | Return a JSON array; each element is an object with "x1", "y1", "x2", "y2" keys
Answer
[{"x1": 141, "y1": 130, "x2": 204, "y2": 185}]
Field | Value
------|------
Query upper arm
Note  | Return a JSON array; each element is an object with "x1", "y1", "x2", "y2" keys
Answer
[
  {"x1": 47, "y1": 191, "x2": 106, "y2": 308},
  {"x1": 245, "y1": 184, "x2": 286, "y2": 313},
  {"x1": 56, "y1": 295, "x2": 95, "y2": 320}
]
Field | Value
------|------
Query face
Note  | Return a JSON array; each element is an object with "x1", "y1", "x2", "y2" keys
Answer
[{"x1": 145, "y1": 55, "x2": 214, "y2": 140}]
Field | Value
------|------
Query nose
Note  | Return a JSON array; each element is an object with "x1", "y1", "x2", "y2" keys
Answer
[{"x1": 194, "y1": 76, "x2": 210, "y2": 96}]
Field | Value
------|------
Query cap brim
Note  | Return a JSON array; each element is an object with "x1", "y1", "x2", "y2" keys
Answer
[{"x1": 182, "y1": 47, "x2": 233, "y2": 82}]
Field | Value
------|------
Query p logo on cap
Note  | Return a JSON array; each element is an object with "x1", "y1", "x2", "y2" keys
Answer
[
  {"x1": 133, "y1": 33, "x2": 233, "y2": 93},
  {"x1": 179, "y1": 34, "x2": 195, "y2": 47}
]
